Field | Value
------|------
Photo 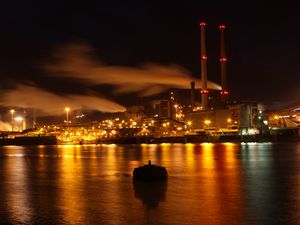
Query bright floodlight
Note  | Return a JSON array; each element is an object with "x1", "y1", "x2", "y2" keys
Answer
[
  {"x1": 65, "y1": 107, "x2": 70, "y2": 125},
  {"x1": 204, "y1": 120, "x2": 211, "y2": 125},
  {"x1": 14, "y1": 116, "x2": 23, "y2": 122}
]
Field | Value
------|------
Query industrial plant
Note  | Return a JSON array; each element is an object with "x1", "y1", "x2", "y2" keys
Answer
[{"x1": 0, "y1": 22, "x2": 299, "y2": 145}]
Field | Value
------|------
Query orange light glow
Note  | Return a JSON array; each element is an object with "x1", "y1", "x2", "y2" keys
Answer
[{"x1": 204, "y1": 120, "x2": 211, "y2": 125}]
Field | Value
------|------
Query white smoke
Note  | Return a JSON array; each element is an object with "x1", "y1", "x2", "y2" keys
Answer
[
  {"x1": 45, "y1": 42, "x2": 221, "y2": 95},
  {"x1": 0, "y1": 120, "x2": 11, "y2": 131},
  {"x1": 0, "y1": 84, "x2": 126, "y2": 115}
]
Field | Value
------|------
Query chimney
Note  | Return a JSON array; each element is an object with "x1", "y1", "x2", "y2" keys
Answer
[
  {"x1": 200, "y1": 22, "x2": 208, "y2": 110},
  {"x1": 219, "y1": 24, "x2": 229, "y2": 102},
  {"x1": 33, "y1": 108, "x2": 36, "y2": 128}
]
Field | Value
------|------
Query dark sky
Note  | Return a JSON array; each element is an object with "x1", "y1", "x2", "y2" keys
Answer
[{"x1": 1, "y1": 0, "x2": 300, "y2": 109}]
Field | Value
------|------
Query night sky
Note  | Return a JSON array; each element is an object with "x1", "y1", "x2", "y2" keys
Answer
[{"x1": 1, "y1": 1, "x2": 300, "y2": 115}]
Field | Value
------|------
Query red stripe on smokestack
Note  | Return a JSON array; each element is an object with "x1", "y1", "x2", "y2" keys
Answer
[
  {"x1": 200, "y1": 21, "x2": 208, "y2": 110},
  {"x1": 219, "y1": 24, "x2": 229, "y2": 102}
]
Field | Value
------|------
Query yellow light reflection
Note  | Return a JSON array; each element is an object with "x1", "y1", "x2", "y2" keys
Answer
[
  {"x1": 201, "y1": 142, "x2": 215, "y2": 169},
  {"x1": 4, "y1": 155, "x2": 32, "y2": 224},
  {"x1": 160, "y1": 143, "x2": 171, "y2": 166},
  {"x1": 140, "y1": 143, "x2": 161, "y2": 165},
  {"x1": 195, "y1": 143, "x2": 244, "y2": 223},
  {"x1": 59, "y1": 146, "x2": 85, "y2": 224},
  {"x1": 105, "y1": 144, "x2": 118, "y2": 178},
  {"x1": 185, "y1": 143, "x2": 195, "y2": 171},
  {"x1": 223, "y1": 142, "x2": 236, "y2": 167}
]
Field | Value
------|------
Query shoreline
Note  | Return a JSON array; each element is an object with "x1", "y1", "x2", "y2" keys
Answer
[
  {"x1": 97, "y1": 135, "x2": 300, "y2": 145},
  {"x1": 1, "y1": 134, "x2": 299, "y2": 146}
]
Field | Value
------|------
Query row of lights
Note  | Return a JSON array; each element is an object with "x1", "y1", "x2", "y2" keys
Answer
[
  {"x1": 186, "y1": 118, "x2": 235, "y2": 126},
  {"x1": 8, "y1": 107, "x2": 70, "y2": 132}
]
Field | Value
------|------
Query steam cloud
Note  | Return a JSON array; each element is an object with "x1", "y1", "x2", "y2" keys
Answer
[
  {"x1": 0, "y1": 42, "x2": 222, "y2": 118},
  {"x1": 0, "y1": 121, "x2": 11, "y2": 131},
  {"x1": 0, "y1": 84, "x2": 126, "y2": 115},
  {"x1": 45, "y1": 42, "x2": 221, "y2": 96}
]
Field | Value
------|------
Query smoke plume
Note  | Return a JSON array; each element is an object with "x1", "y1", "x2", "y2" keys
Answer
[
  {"x1": 0, "y1": 121, "x2": 11, "y2": 131},
  {"x1": 45, "y1": 42, "x2": 221, "y2": 95},
  {"x1": 0, "y1": 84, "x2": 125, "y2": 115}
]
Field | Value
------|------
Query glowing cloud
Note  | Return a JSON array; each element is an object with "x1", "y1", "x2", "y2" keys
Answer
[
  {"x1": 45, "y1": 42, "x2": 221, "y2": 95},
  {"x1": 0, "y1": 121, "x2": 11, "y2": 131},
  {"x1": 0, "y1": 84, "x2": 126, "y2": 115}
]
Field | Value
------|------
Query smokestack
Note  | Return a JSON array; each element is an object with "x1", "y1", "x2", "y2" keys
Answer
[
  {"x1": 33, "y1": 108, "x2": 36, "y2": 128},
  {"x1": 219, "y1": 24, "x2": 229, "y2": 102},
  {"x1": 190, "y1": 81, "x2": 195, "y2": 110},
  {"x1": 23, "y1": 110, "x2": 26, "y2": 130},
  {"x1": 200, "y1": 22, "x2": 208, "y2": 110}
]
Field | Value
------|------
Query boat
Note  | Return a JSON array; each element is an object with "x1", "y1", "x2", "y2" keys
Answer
[{"x1": 133, "y1": 160, "x2": 168, "y2": 181}]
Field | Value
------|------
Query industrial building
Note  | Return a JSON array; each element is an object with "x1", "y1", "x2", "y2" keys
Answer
[
  {"x1": 144, "y1": 21, "x2": 262, "y2": 137},
  {"x1": 186, "y1": 22, "x2": 261, "y2": 135}
]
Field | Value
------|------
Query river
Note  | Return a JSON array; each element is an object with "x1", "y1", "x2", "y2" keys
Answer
[{"x1": 0, "y1": 142, "x2": 300, "y2": 225}]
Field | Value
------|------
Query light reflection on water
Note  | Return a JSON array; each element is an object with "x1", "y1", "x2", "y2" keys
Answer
[
  {"x1": 0, "y1": 143, "x2": 300, "y2": 224},
  {"x1": 4, "y1": 150, "x2": 33, "y2": 224}
]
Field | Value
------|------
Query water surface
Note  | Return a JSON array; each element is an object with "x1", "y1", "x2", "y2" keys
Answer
[{"x1": 1, "y1": 142, "x2": 300, "y2": 225}]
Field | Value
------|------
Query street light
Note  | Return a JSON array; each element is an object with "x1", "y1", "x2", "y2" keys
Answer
[
  {"x1": 227, "y1": 118, "x2": 232, "y2": 129},
  {"x1": 14, "y1": 116, "x2": 24, "y2": 131},
  {"x1": 204, "y1": 119, "x2": 211, "y2": 125},
  {"x1": 204, "y1": 119, "x2": 211, "y2": 129},
  {"x1": 187, "y1": 121, "x2": 192, "y2": 132},
  {"x1": 65, "y1": 107, "x2": 70, "y2": 125},
  {"x1": 10, "y1": 109, "x2": 15, "y2": 131}
]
